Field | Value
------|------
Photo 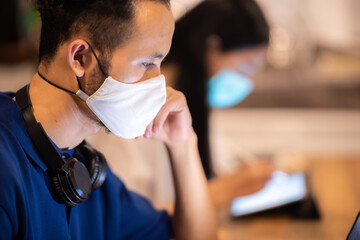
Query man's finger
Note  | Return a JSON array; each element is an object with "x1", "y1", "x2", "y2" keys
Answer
[{"x1": 152, "y1": 104, "x2": 172, "y2": 133}]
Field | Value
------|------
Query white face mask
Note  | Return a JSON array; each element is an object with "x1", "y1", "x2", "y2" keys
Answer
[
  {"x1": 76, "y1": 75, "x2": 166, "y2": 139},
  {"x1": 37, "y1": 42, "x2": 167, "y2": 139}
]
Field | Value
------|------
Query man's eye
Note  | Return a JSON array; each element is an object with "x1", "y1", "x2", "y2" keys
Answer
[{"x1": 142, "y1": 62, "x2": 156, "y2": 69}]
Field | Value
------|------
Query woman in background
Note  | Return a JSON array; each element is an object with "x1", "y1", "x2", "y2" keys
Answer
[{"x1": 165, "y1": 0, "x2": 269, "y2": 178}]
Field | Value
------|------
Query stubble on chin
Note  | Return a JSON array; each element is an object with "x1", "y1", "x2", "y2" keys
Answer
[
  {"x1": 72, "y1": 94, "x2": 111, "y2": 134},
  {"x1": 71, "y1": 94, "x2": 102, "y2": 126}
]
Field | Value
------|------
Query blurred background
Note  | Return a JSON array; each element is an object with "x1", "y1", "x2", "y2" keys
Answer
[
  {"x1": 1, "y1": 0, "x2": 359, "y2": 154},
  {"x1": 0, "y1": 0, "x2": 359, "y2": 238}
]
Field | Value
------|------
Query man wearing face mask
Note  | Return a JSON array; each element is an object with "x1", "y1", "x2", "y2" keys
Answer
[{"x1": 0, "y1": 0, "x2": 217, "y2": 239}]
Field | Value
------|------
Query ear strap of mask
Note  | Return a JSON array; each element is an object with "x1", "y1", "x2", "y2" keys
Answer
[
  {"x1": 37, "y1": 71, "x2": 79, "y2": 95},
  {"x1": 85, "y1": 41, "x2": 108, "y2": 78}
]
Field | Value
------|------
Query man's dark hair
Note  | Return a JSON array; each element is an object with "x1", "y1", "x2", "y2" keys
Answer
[{"x1": 36, "y1": 0, "x2": 170, "y2": 69}]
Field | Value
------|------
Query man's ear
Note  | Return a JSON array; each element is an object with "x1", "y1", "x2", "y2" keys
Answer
[{"x1": 68, "y1": 40, "x2": 91, "y2": 78}]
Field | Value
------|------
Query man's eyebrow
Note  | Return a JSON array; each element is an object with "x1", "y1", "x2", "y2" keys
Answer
[{"x1": 142, "y1": 52, "x2": 164, "y2": 60}]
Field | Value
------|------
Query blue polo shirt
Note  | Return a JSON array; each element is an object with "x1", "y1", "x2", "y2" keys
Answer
[{"x1": 0, "y1": 92, "x2": 173, "y2": 239}]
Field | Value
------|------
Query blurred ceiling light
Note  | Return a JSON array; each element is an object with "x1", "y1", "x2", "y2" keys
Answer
[
  {"x1": 170, "y1": 1, "x2": 187, "y2": 20},
  {"x1": 171, "y1": 0, "x2": 204, "y2": 20}
]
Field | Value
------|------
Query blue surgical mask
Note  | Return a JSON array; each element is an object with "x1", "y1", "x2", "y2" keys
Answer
[{"x1": 207, "y1": 69, "x2": 254, "y2": 109}]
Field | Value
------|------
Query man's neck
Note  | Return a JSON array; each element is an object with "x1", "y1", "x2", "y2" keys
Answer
[{"x1": 27, "y1": 73, "x2": 100, "y2": 149}]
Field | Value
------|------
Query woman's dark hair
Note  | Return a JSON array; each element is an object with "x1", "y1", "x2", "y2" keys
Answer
[
  {"x1": 36, "y1": 0, "x2": 169, "y2": 70},
  {"x1": 167, "y1": 0, "x2": 269, "y2": 178}
]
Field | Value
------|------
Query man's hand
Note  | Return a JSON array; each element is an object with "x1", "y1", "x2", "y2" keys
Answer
[
  {"x1": 143, "y1": 87, "x2": 193, "y2": 145},
  {"x1": 140, "y1": 87, "x2": 218, "y2": 240}
]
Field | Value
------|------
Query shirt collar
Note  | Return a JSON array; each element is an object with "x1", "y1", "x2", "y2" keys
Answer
[{"x1": 51, "y1": 139, "x2": 75, "y2": 159}]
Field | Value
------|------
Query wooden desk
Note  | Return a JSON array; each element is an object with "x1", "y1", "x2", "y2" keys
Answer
[{"x1": 217, "y1": 155, "x2": 360, "y2": 240}]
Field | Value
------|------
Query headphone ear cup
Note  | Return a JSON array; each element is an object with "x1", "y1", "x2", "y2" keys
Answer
[
  {"x1": 51, "y1": 158, "x2": 92, "y2": 207},
  {"x1": 76, "y1": 144, "x2": 108, "y2": 191},
  {"x1": 89, "y1": 150, "x2": 108, "y2": 190}
]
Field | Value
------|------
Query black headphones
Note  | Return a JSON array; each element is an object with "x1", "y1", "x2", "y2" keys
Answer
[{"x1": 15, "y1": 85, "x2": 108, "y2": 207}]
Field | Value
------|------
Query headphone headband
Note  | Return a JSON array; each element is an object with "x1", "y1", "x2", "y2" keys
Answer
[{"x1": 16, "y1": 85, "x2": 65, "y2": 170}]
